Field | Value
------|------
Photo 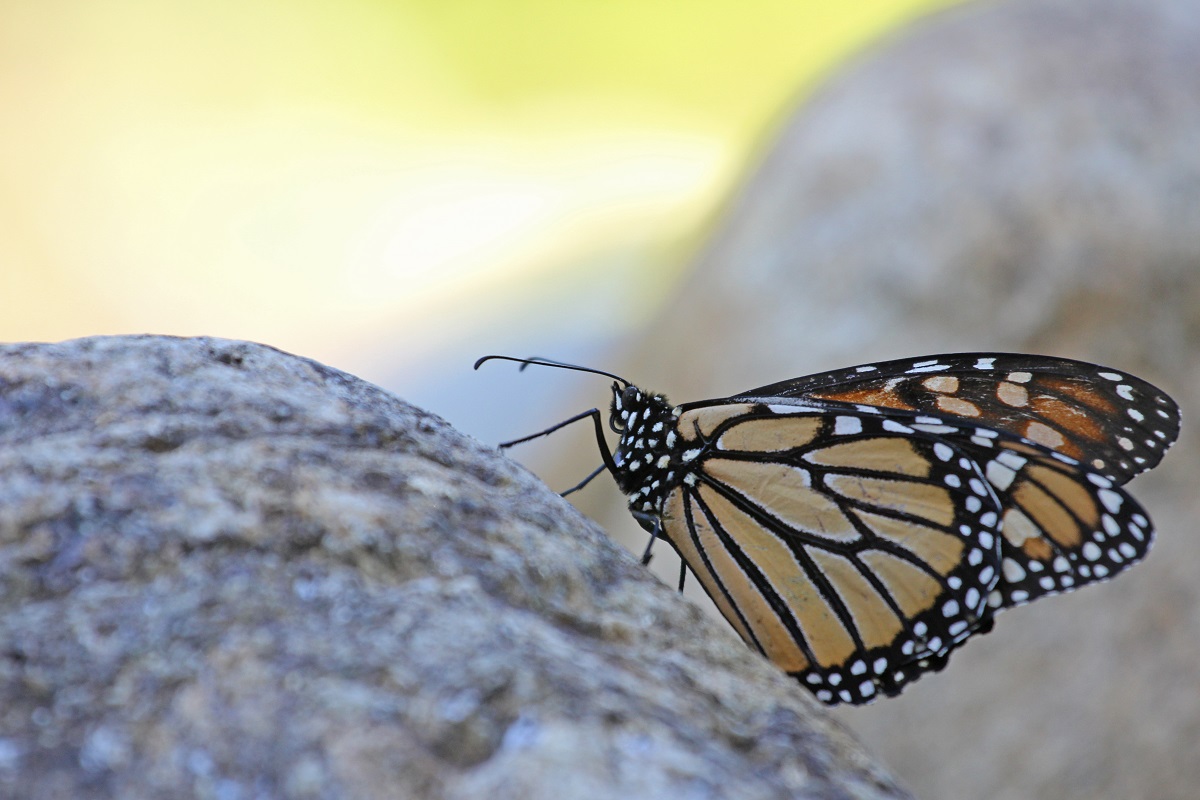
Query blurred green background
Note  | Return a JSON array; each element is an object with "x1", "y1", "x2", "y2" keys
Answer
[{"x1": 0, "y1": 0, "x2": 955, "y2": 425}]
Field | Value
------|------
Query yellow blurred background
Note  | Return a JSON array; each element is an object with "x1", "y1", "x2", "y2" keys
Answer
[{"x1": 0, "y1": 0, "x2": 956, "y2": 432}]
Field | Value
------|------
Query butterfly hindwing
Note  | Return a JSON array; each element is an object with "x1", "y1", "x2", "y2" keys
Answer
[
  {"x1": 658, "y1": 403, "x2": 1004, "y2": 704},
  {"x1": 942, "y1": 432, "x2": 1156, "y2": 611}
]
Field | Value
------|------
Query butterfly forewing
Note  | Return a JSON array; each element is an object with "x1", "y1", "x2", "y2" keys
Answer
[
  {"x1": 658, "y1": 405, "x2": 1004, "y2": 704},
  {"x1": 737, "y1": 353, "x2": 1180, "y2": 484}
]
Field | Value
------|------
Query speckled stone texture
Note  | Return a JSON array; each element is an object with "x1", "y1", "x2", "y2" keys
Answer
[
  {"x1": 0, "y1": 336, "x2": 910, "y2": 800},
  {"x1": 567, "y1": 0, "x2": 1199, "y2": 798}
]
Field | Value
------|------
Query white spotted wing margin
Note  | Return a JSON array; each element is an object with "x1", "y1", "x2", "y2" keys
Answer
[{"x1": 657, "y1": 403, "x2": 1006, "y2": 706}]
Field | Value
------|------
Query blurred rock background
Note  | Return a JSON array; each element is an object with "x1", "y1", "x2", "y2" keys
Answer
[{"x1": 560, "y1": 0, "x2": 1200, "y2": 797}]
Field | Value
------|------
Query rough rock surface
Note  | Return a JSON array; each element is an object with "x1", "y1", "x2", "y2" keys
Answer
[
  {"x1": 568, "y1": 0, "x2": 1199, "y2": 798},
  {"x1": 0, "y1": 336, "x2": 910, "y2": 800}
]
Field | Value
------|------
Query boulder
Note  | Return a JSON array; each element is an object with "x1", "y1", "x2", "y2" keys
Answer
[{"x1": 0, "y1": 336, "x2": 909, "y2": 799}]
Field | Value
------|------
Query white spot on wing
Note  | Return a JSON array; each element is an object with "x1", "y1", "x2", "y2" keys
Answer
[
  {"x1": 997, "y1": 381, "x2": 1029, "y2": 407},
  {"x1": 1002, "y1": 558, "x2": 1026, "y2": 582},
  {"x1": 922, "y1": 376, "x2": 959, "y2": 394},
  {"x1": 985, "y1": 461, "x2": 1017, "y2": 491},
  {"x1": 1098, "y1": 488, "x2": 1123, "y2": 513},
  {"x1": 766, "y1": 403, "x2": 824, "y2": 414},
  {"x1": 834, "y1": 416, "x2": 862, "y2": 435},
  {"x1": 996, "y1": 450, "x2": 1028, "y2": 471}
]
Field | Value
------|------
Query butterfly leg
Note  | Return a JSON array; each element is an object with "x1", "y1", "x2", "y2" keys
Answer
[
  {"x1": 561, "y1": 463, "x2": 606, "y2": 497},
  {"x1": 633, "y1": 514, "x2": 687, "y2": 593},
  {"x1": 498, "y1": 408, "x2": 603, "y2": 448},
  {"x1": 500, "y1": 407, "x2": 622, "y2": 481},
  {"x1": 634, "y1": 511, "x2": 660, "y2": 566}
]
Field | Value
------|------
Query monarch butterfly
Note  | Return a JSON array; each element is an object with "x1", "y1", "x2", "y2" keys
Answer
[{"x1": 475, "y1": 353, "x2": 1180, "y2": 705}]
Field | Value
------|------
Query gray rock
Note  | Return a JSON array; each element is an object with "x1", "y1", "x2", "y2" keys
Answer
[
  {"x1": 0, "y1": 336, "x2": 909, "y2": 800},
  {"x1": 570, "y1": 0, "x2": 1200, "y2": 798}
]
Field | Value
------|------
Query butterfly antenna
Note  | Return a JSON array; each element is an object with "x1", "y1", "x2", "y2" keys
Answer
[{"x1": 474, "y1": 355, "x2": 630, "y2": 387}]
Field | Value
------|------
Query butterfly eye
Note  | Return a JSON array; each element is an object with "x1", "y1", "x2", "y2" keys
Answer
[
  {"x1": 615, "y1": 386, "x2": 643, "y2": 430},
  {"x1": 623, "y1": 386, "x2": 643, "y2": 408}
]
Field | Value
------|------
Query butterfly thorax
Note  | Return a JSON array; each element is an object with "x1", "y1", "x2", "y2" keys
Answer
[{"x1": 609, "y1": 384, "x2": 687, "y2": 515}]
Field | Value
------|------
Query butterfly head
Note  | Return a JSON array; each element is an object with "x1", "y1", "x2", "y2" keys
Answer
[{"x1": 609, "y1": 383, "x2": 683, "y2": 511}]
